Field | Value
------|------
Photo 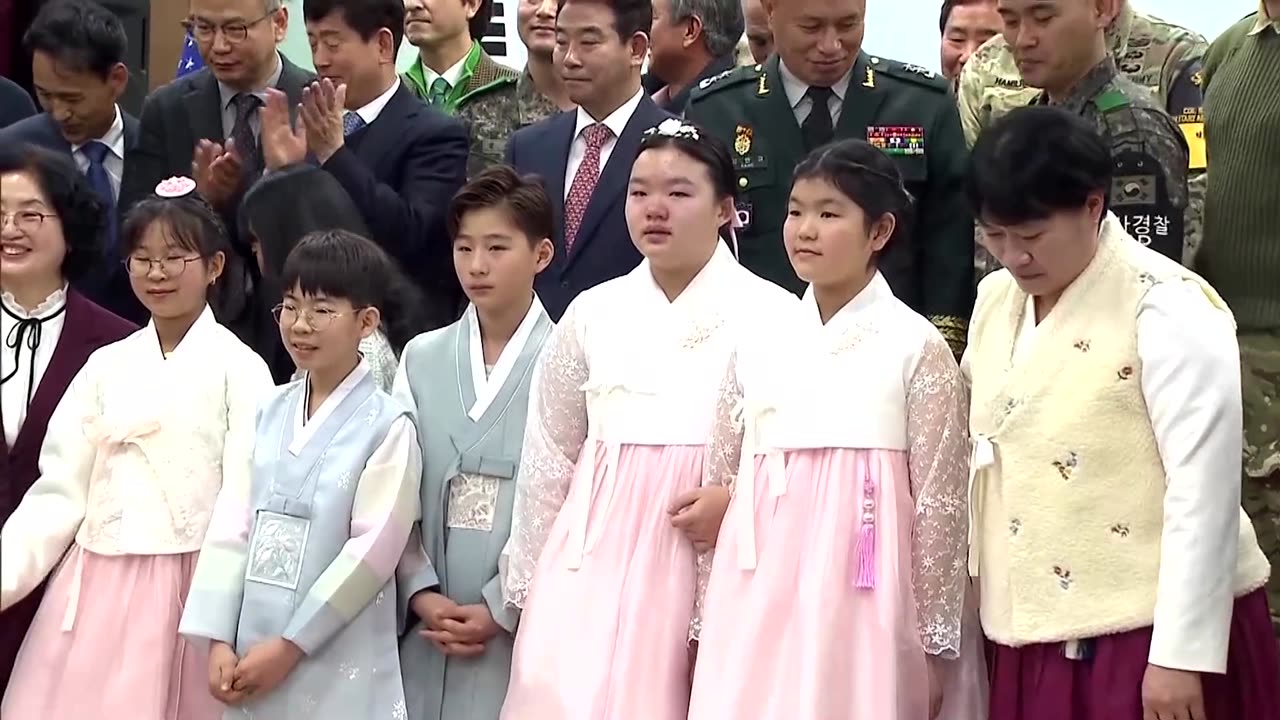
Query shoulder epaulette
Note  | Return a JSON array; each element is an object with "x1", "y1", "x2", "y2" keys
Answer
[
  {"x1": 689, "y1": 64, "x2": 762, "y2": 100},
  {"x1": 1094, "y1": 89, "x2": 1131, "y2": 113},
  {"x1": 457, "y1": 74, "x2": 518, "y2": 105},
  {"x1": 874, "y1": 57, "x2": 949, "y2": 92}
]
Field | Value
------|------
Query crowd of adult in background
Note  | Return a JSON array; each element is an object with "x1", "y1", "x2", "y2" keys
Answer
[{"x1": 0, "y1": 0, "x2": 1278, "y2": 718}]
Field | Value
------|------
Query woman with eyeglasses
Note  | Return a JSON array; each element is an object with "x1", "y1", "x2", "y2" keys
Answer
[
  {"x1": 0, "y1": 145, "x2": 135, "y2": 696},
  {"x1": 0, "y1": 177, "x2": 273, "y2": 719}
]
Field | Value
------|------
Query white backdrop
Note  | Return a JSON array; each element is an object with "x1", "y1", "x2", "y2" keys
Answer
[{"x1": 278, "y1": 1, "x2": 1257, "y2": 75}]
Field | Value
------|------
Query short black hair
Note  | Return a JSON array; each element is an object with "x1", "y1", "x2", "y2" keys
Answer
[
  {"x1": 967, "y1": 106, "x2": 1113, "y2": 225},
  {"x1": 636, "y1": 122, "x2": 736, "y2": 201},
  {"x1": 0, "y1": 144, "x2": 106, "y2": 284},
  {"x1": 280, "y1": 229, "x2": 426, "y2": 353},
  {"x1": 557, "y1": 0, "x2": 653, "y2": 40},
  {"x1": 304, "y1": 0, "x2": 406, "y2": 51},
  {"x1": 23, "y1": 0, "x2": 128, "y2": 78},
  {"x1": 469, "y1": 0, "x2": 495, "y2": 41},
  {"x1": 448, "y1": 165, "x2": 554, "y2": 244},
  {"x1": 939, "y1": 0, "x2": 957, "y2": 33},
  {"x1": 792, "y1": 139, "x2": 915, "y2": 257}
]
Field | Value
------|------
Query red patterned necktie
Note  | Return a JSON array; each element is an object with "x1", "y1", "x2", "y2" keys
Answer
[{"x1": 563, "y1": 123, "x2": 614, "y2": 252}]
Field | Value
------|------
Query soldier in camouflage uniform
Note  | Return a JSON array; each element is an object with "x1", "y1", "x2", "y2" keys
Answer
[
  {"x1": 957, "y1": 1, "x2": 1207, "y2": 276},
  {"x1": 402, "y1": 0, "x2": 560, "y2": 176}
]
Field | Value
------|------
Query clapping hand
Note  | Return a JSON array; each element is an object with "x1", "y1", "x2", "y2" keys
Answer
[
  {"x1": 191, "y1": 139, "x2": 243, "y2": 209},
  {"x1": 261, "y1": 88, "x2": 307, "y2": 171},
  {"x1": 300, "y1": 78, "x2": 348, "y2": 164}
]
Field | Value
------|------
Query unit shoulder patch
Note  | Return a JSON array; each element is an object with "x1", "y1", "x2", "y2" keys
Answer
[
  {"x1": 689, "y1": 65, "x2": 761, "y2": 101},
  {"x1": 877, "y1": 58, "x2": 949, "y2": 93}
]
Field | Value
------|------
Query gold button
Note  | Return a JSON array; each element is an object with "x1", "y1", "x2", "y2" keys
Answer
[{"x1": 738, "y1": 177, "x2": 749, "y2": 188}]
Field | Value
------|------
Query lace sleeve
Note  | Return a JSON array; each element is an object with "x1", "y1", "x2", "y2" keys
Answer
[
  {"x1": 502, "y1": 302, "x2": 590, "y2": 609},
  {"x1": 907, "y1": 333, "x2": 970, "y2": 658},
  {"x1": 689, "y1": 352, "x2": 744, "y2": 642}
]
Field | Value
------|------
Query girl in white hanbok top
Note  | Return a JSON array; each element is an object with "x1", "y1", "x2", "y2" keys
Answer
[
  {"x1": 688, "y1": 140, "x2": 986, "y2": 720},
  {"x1": 500, "y1": 120, "x2": 796, "y2": 720},
  {"x1": 0, "y1": 179, "x2": 274, "y2": 720}
]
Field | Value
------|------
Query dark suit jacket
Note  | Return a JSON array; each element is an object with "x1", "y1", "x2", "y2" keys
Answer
[
  {"x1": 323, "y1": 82, "x2": 470, "y2": 330},
  {"x1": 505, "y1": 94, "x2": 673, "y2": 320},
  {"x1": 0, "y1": 291, "x2": 135, "y2": 694},
  {"x1": 0, "y1": 110, "x2": 146, "y2": 323},
  {"x1": 0, "y1": 76, "x2": 36, "y2": 129},
  {"x1": 118, "y1": 57, "x2": 313, "y2": 248}
]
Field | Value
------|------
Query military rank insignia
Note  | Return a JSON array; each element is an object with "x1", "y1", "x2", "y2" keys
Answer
[
  {"x1": 734, "y1": 125, "x2": 753, "y2": 155},
  {"x1": 902, "y1": 64, "x2": 936, "y2": 79},
  {"x1": 757, "y1": 73, "x2": 769, "y2": 96},
  {"x1": 863, "y1": 67, "x2": 875, "y2": 88},
  {"x1": 867, "y1": 126, "x2": 925, "y2": 156}
]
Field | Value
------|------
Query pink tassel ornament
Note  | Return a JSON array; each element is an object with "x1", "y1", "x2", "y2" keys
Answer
[{"x1": 853, "y1": 472, "x2": 877, "y2": 590}]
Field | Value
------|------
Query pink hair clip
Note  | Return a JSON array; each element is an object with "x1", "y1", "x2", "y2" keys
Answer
[{"x1": 155, "y1": 176, "x2": 197, "y2": 199}]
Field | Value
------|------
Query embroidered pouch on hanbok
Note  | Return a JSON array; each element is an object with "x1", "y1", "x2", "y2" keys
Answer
[
  {"x1": 447, "y1": 473, "x2": 501, "y2": 531},
  {"x1": 246, "y1": 511, "x2": 311, "y2": 590}
]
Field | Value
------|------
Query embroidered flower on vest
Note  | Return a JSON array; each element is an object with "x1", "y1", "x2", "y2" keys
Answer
[
  {"x1": 1117, "y1": 365, "x2": 1135, "y2": 381},
  {"x1": 1052, "y1": 451, "x2": 1079, "y2": 480},
  {"x1": 1052, "y1": 565, "x2": 1073, "y2": 590},
  {"x1": 1073, "y1": 339, "x2": 1091, "y2": 352},
  {"x1": 1009, "y1": 518, "x2": 1022, "y2": 536},
  {"x1": 1110, "y1": 523, "x2": 1131, "y2": 538}
]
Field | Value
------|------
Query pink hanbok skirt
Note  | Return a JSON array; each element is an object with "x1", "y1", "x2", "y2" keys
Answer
[
  {"x1": 689, "y1": 448, "x2": 987, "y2": 720},
  {"x1": 987, "y1": 589, "x2": 1280, "y2": 720},
  {"x1": 1, "y1": 546, "x2": 223, "y2": 720},
  {"x1": 501, "y1": 442, "x2": 704, "y2": 720}
]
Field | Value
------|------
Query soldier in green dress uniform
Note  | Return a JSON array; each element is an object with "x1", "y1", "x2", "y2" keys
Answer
[{"x1": 685, "y1": 0, "x2": 974, "y2": 355}]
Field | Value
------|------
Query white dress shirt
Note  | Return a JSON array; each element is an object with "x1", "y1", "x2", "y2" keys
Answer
[
  {"x1": 564, "y1": 88, "x2": 645, "y2": 200},
  {"x1": 1, "y1": 287, "x2": 67, "y2": 447},
  {"x1": 348, "y1": 78, "x2": 402, "y2": 127},
  {"x1": 777, "y1": 60, "x2": 854, "y2": 127},
  {"x1": 70, "y1": 106, "x2": 125, "y2": 201},
  {"x1": 1012, "y1": 279, "x2": 1245, "y2": 672}
]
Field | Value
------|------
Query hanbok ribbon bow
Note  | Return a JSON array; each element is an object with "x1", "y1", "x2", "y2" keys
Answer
[
  {"x1": 967, "y1": 434, "x2": 997, "y2": 577},
  {"x1": 733, "y1": 397, "x2": 786, "y2": 571}
]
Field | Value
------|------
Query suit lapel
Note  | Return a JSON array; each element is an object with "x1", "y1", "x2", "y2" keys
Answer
[
  {"x1": 569, "y1": 96, "x2": 667, "y2": 261},
  {"x1": 346, "y1": 85, "x2": 415, "y2": 171},
  {"x1": 835, "y1": 54, "x2": 886, "y2": 140},
  {"x1": 276, "y1": 56, "x2": 313, "y2": 105},
  {"x1": 122, "y1": 112, "x2": 140, "y2": 153},
  {"x1": 543, "y1": 113, "x2": 575, "y2": 249},
  {"x1": 184, "y1": 72, "x2": 225, "y2": 144}
]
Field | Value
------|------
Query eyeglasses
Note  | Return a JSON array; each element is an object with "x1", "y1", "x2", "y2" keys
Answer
[
  {"x1": 1, "y1": 211, "x2": 55, "y2": 234},
  {"x1": 183, "y1": 11, "x2": 275, "y2": 44},
  {"x1": 125, "y1": 255, "x2": 205, "y2": 278},
  {"x1": 273, "y1": 304, "x2": 350, "y2": 332}
]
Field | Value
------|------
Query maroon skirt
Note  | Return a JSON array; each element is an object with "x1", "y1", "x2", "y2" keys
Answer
[{"x1": 987, "y1": 589, "x2": 1280, "y2": 720}]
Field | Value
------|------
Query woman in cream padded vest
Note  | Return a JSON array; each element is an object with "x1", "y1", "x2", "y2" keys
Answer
[{"x1": 963, "y1": 107, "x2": 1279, "y2": 720}]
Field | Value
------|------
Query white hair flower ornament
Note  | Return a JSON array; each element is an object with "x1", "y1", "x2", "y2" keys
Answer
[{"x1": 647, "y1": 118, "x2": 701, "y2": 140}]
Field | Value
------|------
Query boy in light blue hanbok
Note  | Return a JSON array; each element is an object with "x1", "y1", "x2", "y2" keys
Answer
[
  {"x1": 180, "y1": 231, "x2": 423, "y2": 719},
  {"x1": 395, "y1": 167, "x2": 556, "y2": 720}
]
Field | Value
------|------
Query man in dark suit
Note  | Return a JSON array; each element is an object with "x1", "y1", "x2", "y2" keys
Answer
[
  {"x1": 0, "y1": 0, "x2": 143, "y2": 321},
  {"x1": 0, "y1": 76, "x2": 37, "y2": 129},
  {"x1": 645, "y1": 0, "x2": 744, "y2": 114},
  {"x1": 261, "y1": 0, "x2": 469, "y2": 329},
  {"x1": 506, "y1": 0, "x2": 672, "y2": 320},
  {"x1": 119, "y1": 0, "x2": 311, "y2": 246}
]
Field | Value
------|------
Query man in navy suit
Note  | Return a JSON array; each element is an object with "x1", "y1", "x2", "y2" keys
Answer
[
  {"x1": 506, "y1": 0, "x2": 672, "y2": 321},
  {"x1": 263, "y1": 0, "x2": 469, "y2": 329},
  {"x1": 0, "y1": 0, "x2": 142, "y2": 321}
]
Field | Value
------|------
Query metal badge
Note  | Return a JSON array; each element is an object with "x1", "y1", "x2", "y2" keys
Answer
[{"x1": 246, "y1": 511, "x2": 311, "y2": 590}]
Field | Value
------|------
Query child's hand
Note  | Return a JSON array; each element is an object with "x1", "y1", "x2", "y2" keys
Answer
[
  {"x1": 669, "y1": 486, "x2": 731, "y2": 552},
  {"x1": 232, "y1": 636, "x2": 304, "y2": 698},
  {"x1": 208, "y1": 641, "x2": 247, "y2": 705},
  {"x1": 441, "y1": 603, "x2": 501, "y2": 644},
  {"x1": 411, "y1": 591, "x2": 459, "y2": 631}
]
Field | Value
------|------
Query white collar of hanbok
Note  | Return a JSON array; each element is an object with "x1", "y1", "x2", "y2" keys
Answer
[
  {"x1": 465, "y1": 293, "x2": 547, "y2": 421},
  {"x1": 634, "y1": 241, "x2": 740, "y2": 311},
  {"x1": 144, "y1": 304, "x2": 217, "y2": 360},
  {"x1": 800, "y1": 270, "x2": 893, "y2": 335},
  {"x1": 290, "y1": 358, "x2": 372, "y2": 455}
]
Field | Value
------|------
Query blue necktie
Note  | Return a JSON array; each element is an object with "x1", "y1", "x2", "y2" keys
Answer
[
  {"x1": 81, "y1": 141, "x2": 117, "y2": 256},
  {"x1": 343, "y1": 111, "x2": 366, "y2": 136}
]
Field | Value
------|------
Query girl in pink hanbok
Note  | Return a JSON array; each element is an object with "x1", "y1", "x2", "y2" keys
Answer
[
  {"x1": 0, "y1": 179, "x2": 274, "y2": 720},
  {"x1": 688, "y1": 140, "x2": 986, "y2": 720},
  {"x1": 499, "y1": 120, "x2": 796, "y2": 720}
]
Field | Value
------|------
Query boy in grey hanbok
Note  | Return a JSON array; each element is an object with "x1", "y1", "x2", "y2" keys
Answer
[
  {"x1": 395, "y1": 167, "x2": 556, "y2": 720},
  {"x1": 180, "y1": 231, "x2": 424, "y2": 719}
]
